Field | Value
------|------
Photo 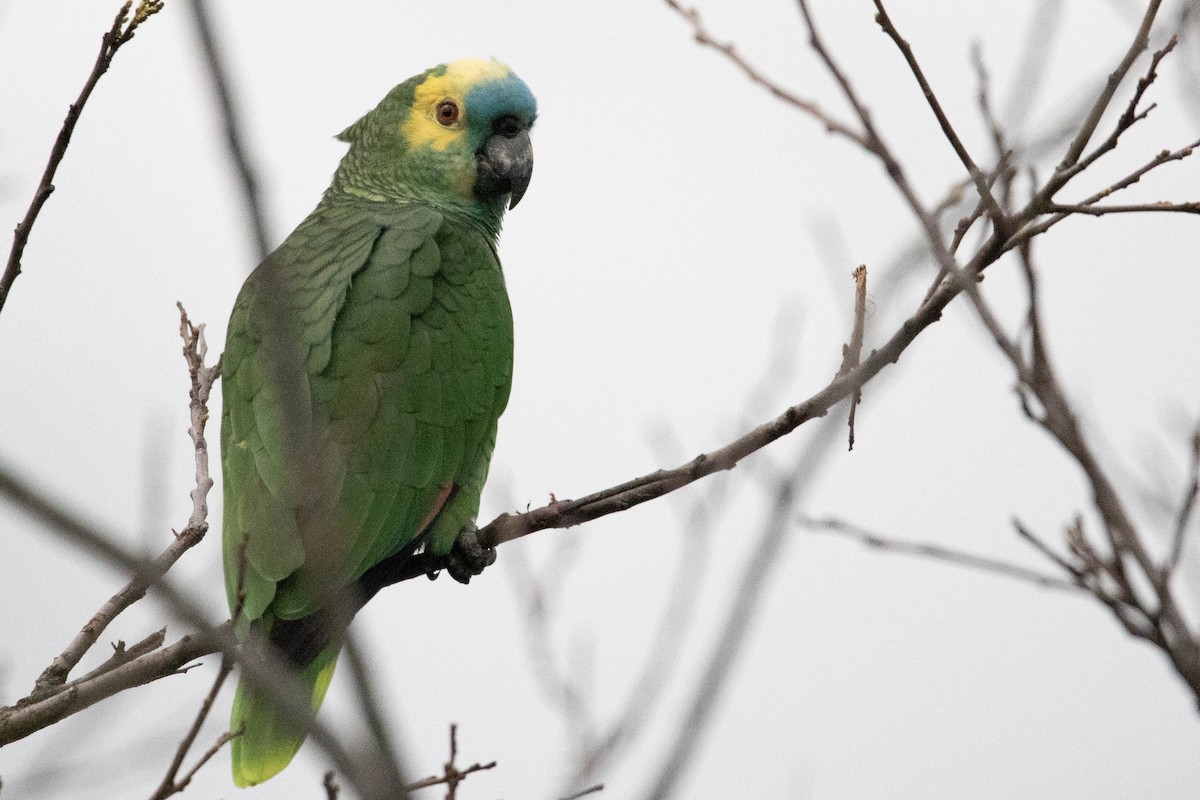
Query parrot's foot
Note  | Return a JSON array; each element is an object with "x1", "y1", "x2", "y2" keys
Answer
[{"x1": 447, "y1": 523, "x2": 496, "y2": 584}]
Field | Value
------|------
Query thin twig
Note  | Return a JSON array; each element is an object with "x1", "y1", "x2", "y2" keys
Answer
[
  {"x1": 69, "y1": 629, "x2": 165, "y2": 686},
  {"x1": 659, "y1": 0, "x2": 870, "y2": 150},
  {"x1": 1050, "y1": 36, "x2": 1178, "y2": 191},
  {"x1": 1045, "y1": 201, "x2": 1200, "y2": 215},
  {"x1": 804, "y1": 516, "x2": 1082, "y2": 592},
  {"x1": 173, "y1": 727, "x2": 241, "y2": 794},
  {"x1": 178, "y1": 302, "x2": 222, "y2": 539},
  {"x1": 29, "y1": 527, "x2": 207, "y2": 700},
  {"x1": 1057, "y1": 0, "x2": 1164, "y2": 169},
  {"x1": 0, "y1": 0, "x2": 164, "y2": 318},
  {"x1": 401, "y1": 763, "x2": 497, "y2": 794},
  {"x1": 146, "y1": 658, "x2": 238, "y2": 800},
  {"x1": 1013, "y1": 518, "x2": 1159, "y2": 644},
  {"x1": 399, "y1": 724, "x2": 496, "y2": 796},
  {"x1": 1008, "y1": 137, "x2": 1200, "y2": 247},
  {"x1": 1012, "y1": 518, "x2": 1084, "y2": 580},
  {"x1": 795, "y1": 0, "x2": 961, "y2": 278},
  {"x1": 838, "y1": 266, "x2": 868, "y2": 450},
  {"x1": 872, "y1": 1, "x2": 1007, "y2": 228},
  {"x1": 559, "y1": 785, "x2": 605, "y2": 800},
  {"x1": 970, "y1": 235, "x2": 1200, "y2": 697},
  {"x1": 931, "y1": 153, "x2": 1012, "y2": 293}
]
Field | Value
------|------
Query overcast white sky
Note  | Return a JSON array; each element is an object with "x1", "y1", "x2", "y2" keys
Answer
[{"x1": 2, "y1": 1, "x2": 1200, "y2": 798}]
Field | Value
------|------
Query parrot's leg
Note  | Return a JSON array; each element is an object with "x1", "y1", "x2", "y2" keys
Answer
[{"x1": 446, "y1": 523, "x2": 497, "y2": 584}]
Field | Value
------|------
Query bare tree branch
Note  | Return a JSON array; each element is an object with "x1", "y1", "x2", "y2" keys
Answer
[
  {"x1": 803, "y1": 515, "x2": 1082, "y2": 592},
  {"x1": 0, "y1": 0, "x2": 164, "y2": 318},
  {"x1": 968, "y1": 233, "x2": 1200, "y2": 696},
  {"x1": 1045, "y1": 200, "x2": 1200, "y2": 214},
  {"x1": 0, "y1": 626, "x2": 219, "y2": 745},
  {"x1": 1058, "y1": 0, "x2": 1164, "y2": 169},
  {"x1": 872, "y1": 1, "x2": 1006, "y2": 226},
  {"x1": 1012, "y1": 518, "x2": 1084, "y2": 581},
  {"x1": 1008, "y1": 136, "x2": 1199, "y2": 245},
  {"x1": 659, "y1": 0, "x2": 870, "y2": 149}
]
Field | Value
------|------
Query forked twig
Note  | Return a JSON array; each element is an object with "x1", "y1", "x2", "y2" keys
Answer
[{"x1": 400, "y1": 724, "x2": 496, "y2": 797}]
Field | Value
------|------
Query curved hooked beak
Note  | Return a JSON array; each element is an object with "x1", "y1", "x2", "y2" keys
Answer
[{"x1": 476, "y1": 128, "x2": 534, "y2": 209}]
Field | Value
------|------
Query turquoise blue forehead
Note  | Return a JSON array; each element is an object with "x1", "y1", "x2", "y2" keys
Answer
[{"x1": 466, "y1": 73, "x2": 538, "y2": 126}]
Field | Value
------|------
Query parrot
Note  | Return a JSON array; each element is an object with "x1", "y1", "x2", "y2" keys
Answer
[{"x1": 219, "y1": 59, "x2": 536, "y2": 787}]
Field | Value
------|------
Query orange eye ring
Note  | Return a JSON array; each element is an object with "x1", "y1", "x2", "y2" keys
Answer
[{"x1": 436, "y1": 100, "x2": 460, "y2": 126}]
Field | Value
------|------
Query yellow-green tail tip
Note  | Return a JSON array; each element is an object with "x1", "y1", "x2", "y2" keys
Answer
[{"x1": 230, "y1": 648, "x2": 339, "y2": 787}]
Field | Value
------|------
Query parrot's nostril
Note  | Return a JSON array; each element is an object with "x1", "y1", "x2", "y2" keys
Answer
[{"x1": 495, "y1": 114, "x2": 522, "y2": 138}]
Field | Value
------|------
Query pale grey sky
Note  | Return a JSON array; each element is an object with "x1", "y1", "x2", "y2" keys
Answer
[{"x1": 2, "y1": 1, "x2": 1199, "y2": 798}]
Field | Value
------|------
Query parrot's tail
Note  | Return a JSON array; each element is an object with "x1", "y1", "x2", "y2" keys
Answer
[{"x1": 230, "y1": 643, "x2": 340, "y2": 787}]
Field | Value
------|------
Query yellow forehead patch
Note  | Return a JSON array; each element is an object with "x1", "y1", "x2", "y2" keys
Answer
[{"x1": 402, "y1": 59, "x2": 513, "y2": 152}]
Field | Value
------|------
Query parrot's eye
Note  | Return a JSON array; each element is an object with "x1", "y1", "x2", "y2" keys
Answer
[{"x1": 436, "y1": 100, "x2": 460, "y2": 126}]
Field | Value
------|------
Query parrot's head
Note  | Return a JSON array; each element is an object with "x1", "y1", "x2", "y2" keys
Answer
[{"x1": 334, "y1": 59, "x2": 537, "y2": 237}]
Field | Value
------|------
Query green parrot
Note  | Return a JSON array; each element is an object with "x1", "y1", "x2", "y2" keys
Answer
[{"x1": 220, "y1": 59, "x2": 536, "y2": 786}]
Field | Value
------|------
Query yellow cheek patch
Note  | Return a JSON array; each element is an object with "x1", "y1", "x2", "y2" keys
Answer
[{"x1": 400, "y1": 59, "x2": 513, "y2": 152}]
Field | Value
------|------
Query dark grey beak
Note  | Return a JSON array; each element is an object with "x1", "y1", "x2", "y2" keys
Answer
[{"x1": 476, "y1": 128, "x2": 534, "y2": 209}]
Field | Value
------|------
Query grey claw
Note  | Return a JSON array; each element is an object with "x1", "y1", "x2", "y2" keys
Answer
[{"x1": 447, "y1": 524, "x2": 496, "y2": 585}]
